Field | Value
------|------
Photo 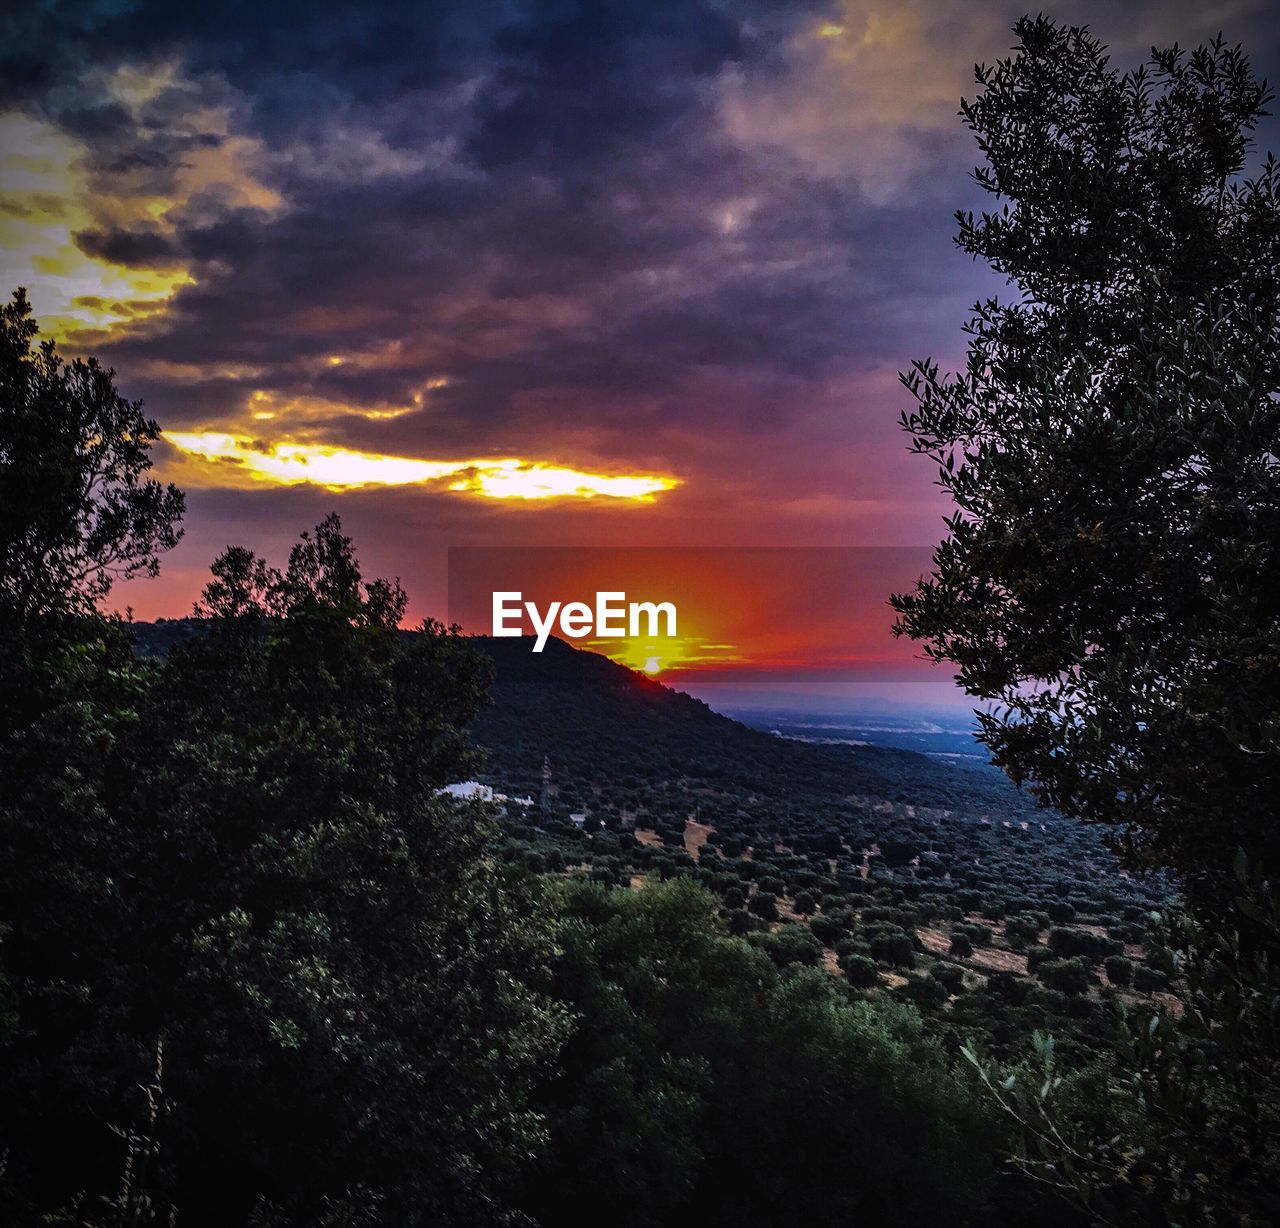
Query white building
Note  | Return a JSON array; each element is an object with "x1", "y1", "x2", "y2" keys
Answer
[{"x1": 438, "y1": 781, "x2": 494, "y2": 802}]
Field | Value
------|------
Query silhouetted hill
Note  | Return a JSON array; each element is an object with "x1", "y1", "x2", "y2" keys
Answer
[
  {"x1": 471, "y1": 634, "x2": 1033, "y2": 821},
  {"x1": 128, "y1": 621, "x2": 1169, "y2": 938},
  {"x1": 132, "y1": 620, "x2": 1008, "y2": 815}
]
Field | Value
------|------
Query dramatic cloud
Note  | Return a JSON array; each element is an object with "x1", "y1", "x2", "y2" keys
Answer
[
  {"x1": 163, "y1": 431, "x2": 679, "y2": 500},
  {"x1": 2, "y1": 0, "x2": 1277, "y2": 632}
]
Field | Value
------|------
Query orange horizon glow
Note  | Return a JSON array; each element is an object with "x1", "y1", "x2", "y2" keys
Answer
[
  {"x1": 447, "y1": 546, "x2": 942, "y2": 682},
  {"x1": 586, "y1": 632, "x2": 745, "y2": 676}
]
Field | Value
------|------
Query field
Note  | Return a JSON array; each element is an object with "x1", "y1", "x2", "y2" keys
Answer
[{"x1": 470, "y1": 636, "x2": 1175, "y2": 1058}]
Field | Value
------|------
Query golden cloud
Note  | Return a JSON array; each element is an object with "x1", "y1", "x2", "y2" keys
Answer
[
  {"x1": 0, "y1": 114, "x2": 191, "y2": 337},
  {"x1": 0, "y1": 62, "x2": 281, "y2": 343},
  {"x1": 163, "y1": 430, "x2": 680, "y2": 501},
  {"x1": 241, "y1": 389, "x2": 420, "y2": 423}
]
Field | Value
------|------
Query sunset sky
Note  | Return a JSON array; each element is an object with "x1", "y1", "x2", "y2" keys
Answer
[{"x1": 3, "y1": 0, "x2": 1277, "y2": 701}]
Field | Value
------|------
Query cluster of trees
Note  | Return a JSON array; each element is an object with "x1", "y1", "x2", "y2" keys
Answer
[
  {"x1": 476, "y1": 647, "x2": 1170, "y2": 1060},
  {"x1": 473, "y1": 628, "x2": 1168, "y2": 964},
  {"x1": 0, "y1": 298, "x2": 567, "y2": 1222},
  {"x1": 524, "y1": 878, "x2": 999, "y2": 1228},
  {"x1": 496, "y1": 809, "x2": 1170, "y2": 1064},
  {"x1": 149, "y1": 586, "x2": 1170, "y2": 1066}
]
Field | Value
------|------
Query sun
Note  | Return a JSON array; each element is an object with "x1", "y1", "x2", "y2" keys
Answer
[{"x1": 643, "y1": 656, "x2": 662, "y2": 675}]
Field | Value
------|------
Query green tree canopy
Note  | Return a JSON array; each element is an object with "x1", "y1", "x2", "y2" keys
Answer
[
  {"x1": 0, "y1": 300, "x2": 568, "y2": 1224},
  {"x1": 524, "y1": 877, "x2": 995, "y2": 1228}
]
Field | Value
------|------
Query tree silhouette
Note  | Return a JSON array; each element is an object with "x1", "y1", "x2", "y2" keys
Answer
[
  {"x1": 894, "y1": 18, "x2": 1280, "y2": 900},
  {"x1": 0, "y1": 289, "x2": 183, "y2": 622}
]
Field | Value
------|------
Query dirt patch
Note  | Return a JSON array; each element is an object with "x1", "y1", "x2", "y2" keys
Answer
[
  {"x1": 684, "y1": 819, "x2": 714, "y2": 861},
  {"x1": 822, "y1": 948, "x2": 844, "y2": 977},
  {"x1": 917, "y1": 927, "x2": 952, "y2": 956},
  {"x1": 967, "y1": 946, "x2": 1028, "y2": 975},
  {"x1": 634, "y1": 828, "x2": 662, "y2": 848},
  {"x1": 1152, "y1": 990, "x2": 1183, "y2": 1016},
  {"x1": 1116, "y1": 989, "x2": 1184, "y2": 1017},
  {"x1": 880, "y1": 971, "x2": 909, "y2": 990}
]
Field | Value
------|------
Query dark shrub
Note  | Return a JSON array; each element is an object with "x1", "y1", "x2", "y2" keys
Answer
[
  {"x1": 1037, "y1": 958, "x2": 1093, "y2": 996},
  {"x1": 903, "y1": 974, "x2": 948, "y2": 1006},
  {"x1": 752, "y1": 924, "x2": 825, "y2": 969},
  {"x1": 1133, "y1": 965, "x2": 1170, "y2": 994},
  {"x1": 749, "y1": 891, "x2": 779, "y2": 922},
  {"x1": 1104, "y1": 955, "x2": 1133, "y2": 987},
  {"x1": 931, "y1": 964, "x2": 965, "y2": 994},
  {"x1": 726, "y1": 909, "x2": 755, "y2": 937},
  {"x1": 1048, "y1": 927, "x2": 1107, "y2": 961},
  {"x1": 870, "y1": 930, "x2": 916, "y2": 969},
  {"x1": 840, "y1": 954, "x2": 880, "y2": 988}
]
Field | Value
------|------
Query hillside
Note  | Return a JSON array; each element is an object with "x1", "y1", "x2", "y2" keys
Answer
[
  {"x1": 471, "y1": 636, "x2": 1161, "y2": 898},
  {"x1": 473, "y1": 635, "x2": 1026, "y2": 818},
  {"x1": 133, "y1": 620, "x2": 1166, "y2": 908},
  {"x1": 131, "y1": 620, "x2": 1174, "y2": 1056},
  {"x1": 473, "y1": 638, "x2": 1180, "y2": 1059}
]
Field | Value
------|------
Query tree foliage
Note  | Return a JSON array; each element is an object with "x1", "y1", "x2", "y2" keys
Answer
[
  {"x1": 892, "y1": 17, "x2": 1280, "y2": 897},
  {"x1": 524, "y1": 878, "x2": 995, "y2": 1228},
  {"x1": 965, "y1": 857, "x2": 1280, "y2": 1227},
  {"x1": 0, "y1": 289, "x2": 183, "y2": 623},
  {"x1": 1, "y1": 504, "x2": 567, "y2": 1223}
]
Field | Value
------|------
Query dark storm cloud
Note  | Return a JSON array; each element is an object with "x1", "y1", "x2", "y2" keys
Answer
[
  {"x1": 8, "y1": 0, "x2": 1278, "y2": 489},
  {"x1": 467, "y1": 1, "x2": 746, "y2": 168},
  {"x1": 1, "y1": 1, "x2": 462, "y2": 106},
  {"x1": 7, "y1": 0, "x2": 1276, "y2": 635},
  {"x1": 53, "y1": 0, "x2": 926, "y2": 458},
  {"x1": 74, "y1": 225, "x2": 182, "y2": 266}
]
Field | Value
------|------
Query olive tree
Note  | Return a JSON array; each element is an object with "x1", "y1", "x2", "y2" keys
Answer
[
  {"x1": 892, "y1": 18, "x2": 1280, "y2": 903},
  {"x1": 0, "y1": 289, "x2": 183, "y2": 622}
]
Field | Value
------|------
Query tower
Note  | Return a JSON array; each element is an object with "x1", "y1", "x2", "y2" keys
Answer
[{"x1": 539, "y1": 754, "x2": 552, "y2": 819}]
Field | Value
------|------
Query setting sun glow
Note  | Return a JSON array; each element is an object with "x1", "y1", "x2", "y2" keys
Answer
[{"x1": 587, "y1": 634, "x2": 743, "y2": 677}]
